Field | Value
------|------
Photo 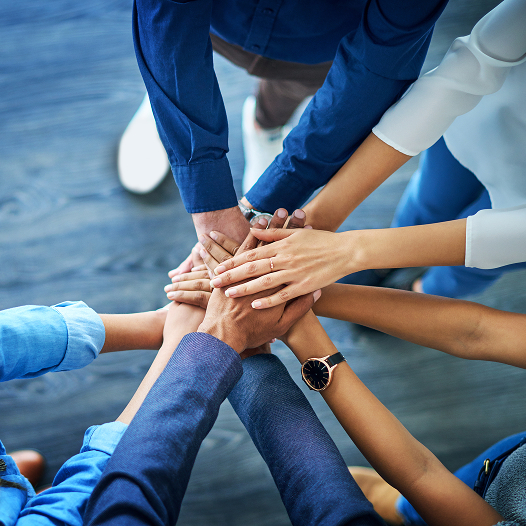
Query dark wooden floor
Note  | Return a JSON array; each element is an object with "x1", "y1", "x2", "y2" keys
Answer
[{"x1": 1, "y1": 1, "x2": 525, "y2": 524}]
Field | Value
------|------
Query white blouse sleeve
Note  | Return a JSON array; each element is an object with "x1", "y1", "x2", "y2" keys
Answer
[
  {"x1": 466, "y1": 206, "x2": 526, "y2": 269},
  {"x1": 372, "y1": 0, "x2": 526, "y2": 156}
]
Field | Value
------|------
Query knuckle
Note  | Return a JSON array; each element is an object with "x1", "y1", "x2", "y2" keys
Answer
[
  {"x1": 278, "y1": 290, "x2": 290, "y2": 302},
  {"x1": 219, "y1": 254, "x2": 231, "y2": 263},
  {"x1": 247, "y1": 263, "x2": 258, "y2": 275},
  {"x1": 245, "y1": 251, "x2": 257, "y2": 262},
  {"x1": 261, "y1": 275, "x2": 273, "y2": 287},
  {"x1": 223, "y1": 271, "x2": 234, "y2": 284},
  {"x1": 193, "y1": 280, "x2": 204, "y2": 291}
]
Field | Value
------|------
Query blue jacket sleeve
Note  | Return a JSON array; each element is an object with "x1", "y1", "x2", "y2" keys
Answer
[
  {"x1": 133, "y1": 0, "x2": 237, "y2": 214},
  {"x1": 0, "y1": 301, "x2": 105, "y2": 382},
  {"x1": 228, "y1": 354, "x2": 384, "y2": 526},
  {"x1": 83, "y1": 332, "x2": 242, "y2": 526},
  {"x1": 245, "y1": 0, "x2": 449, "y2": 213}
]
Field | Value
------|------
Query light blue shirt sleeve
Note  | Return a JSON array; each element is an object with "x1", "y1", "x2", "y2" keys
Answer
[
  {"x1": 0, "y1": 440, "x2": 35, "y2": 526},
  {"x1": 0, "y1": 301, "x2": 105, "y2": 382},
  {"x1": 17, "y1": 422, "x2": 128, "y2": 526}
]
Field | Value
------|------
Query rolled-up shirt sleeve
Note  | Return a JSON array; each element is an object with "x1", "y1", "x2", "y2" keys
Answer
[
  {"x1": 246, "y1": 0, "x2": 448, "y2": 213},
  {"x1": 0, "y1": 301, "x2": 105, "y2": 382},
  {"x1": 465, "y1": 206, "x2": 526, "y2": 269},
  {"x1": 372, "y1": 0, "x2": 526, "y2": 156},
  {"x1": 133, "y1": 0, "x2": 237, "y2": 214}
]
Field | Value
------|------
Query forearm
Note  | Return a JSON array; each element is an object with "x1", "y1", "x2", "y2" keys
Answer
[
  {"x1": 99, "y1": 311, "x2": 166, "y2": 354},
  {"x1": 340, "y1": 219, "x2": 466, "y2": 274},
  {"x1": 117, "y1": 305, "x2": 205, "y2": 425},
  {"x1": 304, "y1": 134, "x2": 411, "y2": 231},
  {"x1": 85, "y1": 333, "x2": 242, "y2": 526},
  {"x1": 228, "y1": 354, "x2": 381, "y2": 526},
  {"x1": 314, "y1": 284, "x2": 526, "y2": 367},
  {"x1": 285, "y1": 313, "x2": 503, "y2": 526}
]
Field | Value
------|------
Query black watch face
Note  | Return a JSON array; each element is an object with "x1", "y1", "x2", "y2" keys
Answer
[{"x1": 302, "y1": 360, "x2": 330, "y2": 391}]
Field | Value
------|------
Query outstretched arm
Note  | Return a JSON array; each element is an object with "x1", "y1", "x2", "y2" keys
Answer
[
  {"x1": 283, "y1": 311, "x2": 504, "y2": 526},
  {"x1": 313, "y1": 283, "x2": 526, "y2": 369}
]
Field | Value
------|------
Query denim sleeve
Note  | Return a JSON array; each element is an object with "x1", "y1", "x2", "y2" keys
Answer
[
  {"x1": 83, "y1": 332, "x2": 242, "y2": 526},
  {"x1": 245, "y1": 0, "x2": 449, "y2": 213},
  {"x1": 228, "y1": 354, "x2": 384, "y2": 526},
  {"x1": 133, "y1": 0, "x2": 237, "y2": 214},
  {"x1": 0, "y1": 301, "x2": 105, "y2": 382},
  {"x1": 0, "y1": 440, "x2": 35, "y2": 526},
  {"x1": 16, "y1": 422, "x2": 127, "y2": 526}
]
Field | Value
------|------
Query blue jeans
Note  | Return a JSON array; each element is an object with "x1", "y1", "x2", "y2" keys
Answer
[
  {"x1": 392, "y1": 137, "x2": 526, "y2": 297},
  {"x1": 396, "y1": 431, "x2": 526, "y2": 524}
]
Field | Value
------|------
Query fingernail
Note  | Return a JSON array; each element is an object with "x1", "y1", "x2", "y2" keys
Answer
[
  {"x1": 171, "y1": 275, "x2": 180, "y2": 283},
  {"x1": 293, "y1": 209, "x2": 306, "y2": 219},
  {"x1": 199, "y1": 249, "x2": 206, "y2": 259},
  {"x1": 270, "y1": 338, "x2": 276, "y2": 343},
  {"x1": 164, "y1": 284, "x2": 173, "y2": 292},
  {"x1": 252, "y1": 300, "x2": 262, "y2": 308},
  {"x1": 215, "y1": 265, "x2": 226, "y2": 275},
  {"x1": 304, "y1": 225, "x2": 313, "y2": 229},
  {"x1": 313, "y1": 289, "x2": 322, "y2": 302},
  {"x1": 277, "y1": 208, "x2": 287, "y2": 218},
  {"x1": 167, "y1": 292, "x2": 176, "y2": 299},
  {"x1": 198, "y1": 235, "x2": 205, "y2": 243},
  {"x1": 225, "y1": 287, "x2": 237, "y2": 297},
  {"x1": 210, "y1": 231, "x2": 218, "y2": 240},
  {"x1": 258, "y1": 217, "x2": 268, "y2": 226},
  {"x1": 211, "y1": 277, "x2": 222, "y2": 287}
]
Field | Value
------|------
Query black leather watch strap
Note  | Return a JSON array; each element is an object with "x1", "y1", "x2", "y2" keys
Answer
[{"x1": 326, "y1": 352, "x2": 345, "y2": 368}]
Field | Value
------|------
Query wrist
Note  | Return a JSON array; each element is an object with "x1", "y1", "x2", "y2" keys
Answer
[
  {"x1": 197, "y1": 321, "x2": 246, "y2": 355},
  {"x1": 340, "y1": 230, "x2": 370, "y2": 275},
  {"x1": 192, "y1": 206, "x2": 249, "y2": 242}
]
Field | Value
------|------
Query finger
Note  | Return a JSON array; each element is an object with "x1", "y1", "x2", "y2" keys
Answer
[
  {"x1": 171, "y1": 270, "x2": 210, "y2": 283},
  {"x1": 248, "y1": 227, "x2": 296, "y2": 245},
  {"x1": 276, "y1": 290, "x2": 322, "y2": 334},
  {"x1": 191, "y1": 243, "x2": 204, "y2": 268},
  {"x1": 223, "y1": 270, "x2": 286, "y2": 298},
  {"x1": 168, "y1": 252, "x2": 193, "y2": 278},
  {"x1": 286, "y1": 209, "x2": 306, "y2": 230},
  {"x1": 166, "y1": 290, "x2": 211, "y2": 309},
  {"x1": 250, "y1": 284, "x2": 302, "y2": 310},
  {"x1": 199, "y1": 234, "x2": 234, "y2": 267},
  {"x1": 237, "y1": 216, "x2": 268, "y2": 254},
  {"x1": 211, "y1": 254, "x2": 277, "y2": 288},
  {"x1": 197, "y1": 244, "x2": 222, "y2": 275},
  {"x1": 208, "y1": 231, "x2": 241, "y2": 256},
  {"x1": 191, "y1": 264, "x2": 207, "y2": 271},
  {"x1": 258, "y1": 208, "x2": 288, "y2": 247},
  {"x1": 165, "y1": 278, "x2": 211, "y2": 294}
]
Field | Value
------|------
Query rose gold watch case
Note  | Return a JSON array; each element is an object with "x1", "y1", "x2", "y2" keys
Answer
[{"x1": 301, "y1": 354, "x2": 335, "y2": 392}]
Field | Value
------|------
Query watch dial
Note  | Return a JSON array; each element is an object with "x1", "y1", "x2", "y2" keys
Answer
[{"x1": 303, "y1": 360, "x2": 329, "y2": 390}]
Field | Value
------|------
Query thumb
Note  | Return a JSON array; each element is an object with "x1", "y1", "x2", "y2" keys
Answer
[
  {"x1": 277, "y1": 289, "x2": 322, "y2": 334},
  {"x1": 250, "y1": 227, "x2": 296, "y2": 243}
]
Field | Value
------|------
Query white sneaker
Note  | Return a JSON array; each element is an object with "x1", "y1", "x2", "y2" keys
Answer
[
  {"x1": 242, "y1": 95, "x2": 291, "y2": 195},
  {"x1": 118, "y1": 94, "x2": 170, "y2": 194}
]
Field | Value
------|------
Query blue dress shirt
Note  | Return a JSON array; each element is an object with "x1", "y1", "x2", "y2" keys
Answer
[
  {"x1": 133, "y1": 0, "x2": 448, "y2": 213},
  {"x1": 0, "y1": 301, "x2": 106, "y2": 526}
]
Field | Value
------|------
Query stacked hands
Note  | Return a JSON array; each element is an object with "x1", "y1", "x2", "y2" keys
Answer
[{"x1": 164, "y1": 208, "x2": 322, "y2": 355}]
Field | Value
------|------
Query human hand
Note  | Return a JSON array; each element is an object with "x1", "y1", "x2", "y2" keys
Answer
[
  {"x1": 162, "y1": 301, "x2": 206, "y2": 350},
  {"x1": 207, "y1": 227, "x2": 354, "y2": 309},
  {"x1": 164, "y1": 265, "x2": 213, "y2": 309},
  {"x1": 168, "y1": 242, "x2": 204, "y2": 281}
]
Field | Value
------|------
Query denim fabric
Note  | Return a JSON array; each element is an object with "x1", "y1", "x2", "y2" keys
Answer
[
  {"x1": 84, "y1": 332, "x2": 243, "y2": 526},
  {"x1": 17, "y1": 423, "x2": 128, "y2": 526},
  {"x1": 392, "y1": 137, "x2": 526, "y2": 297},
  {"x1": 228, "y1": 354, "x2": 384, "y2": 526},
  {"x1": 134, "y1": 0, "x2": 447, "y2": 213},
  {"x1": 0, "y1": 301, "x2": 105, "y2": 382},
  {"x1": 396, "y1": 431, "x2": 526, "y2": 525}
]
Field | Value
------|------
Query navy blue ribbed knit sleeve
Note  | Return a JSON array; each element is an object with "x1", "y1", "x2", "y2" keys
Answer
[
  {"x1": 83, "y1": 332, "x2": 242, "y2": 526},
  {"x1": 228, "y1": 354, "x2": 384, "y2": 526}
]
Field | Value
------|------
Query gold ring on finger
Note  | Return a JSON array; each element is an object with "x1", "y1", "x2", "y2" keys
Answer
[{"x1": 269, "y1": 257, "x2": 274, "y2": 271}]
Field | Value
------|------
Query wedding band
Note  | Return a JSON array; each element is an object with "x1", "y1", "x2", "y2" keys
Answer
[{"x1": 269, "y1": 258, "x2": 274, "y2": 271}]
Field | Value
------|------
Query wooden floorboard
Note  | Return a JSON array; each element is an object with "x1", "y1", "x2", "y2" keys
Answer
[{"x1": 1, "y1": 0, "x2": 525, "y2": 524}]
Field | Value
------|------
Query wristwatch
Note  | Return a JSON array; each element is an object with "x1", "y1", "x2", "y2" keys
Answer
[
  {"x1": 301, "y1": 352, "x2": 346, "y2": 391},
  {"x1": 238, "y1": 200, "x2": 273, "y2": 226}
]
